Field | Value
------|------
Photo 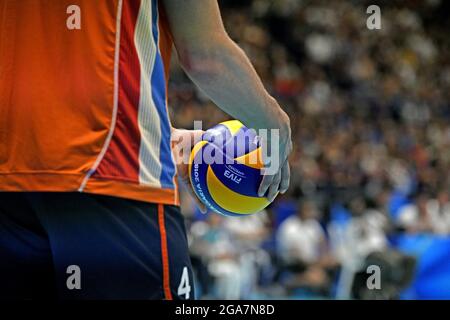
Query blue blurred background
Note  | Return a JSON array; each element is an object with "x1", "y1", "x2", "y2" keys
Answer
[{"x1": 169, "y1": 0, "x2": 450, "y2": 300}]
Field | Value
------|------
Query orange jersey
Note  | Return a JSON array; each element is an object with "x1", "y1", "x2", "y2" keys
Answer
[{"x1": 0, "y1": 0, "x2": 179, "y2": 205}]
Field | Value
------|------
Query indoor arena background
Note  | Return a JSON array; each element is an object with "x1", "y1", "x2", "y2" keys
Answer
[{"x1": 169, "y1": 0, "x2": 450, "y2": 300}]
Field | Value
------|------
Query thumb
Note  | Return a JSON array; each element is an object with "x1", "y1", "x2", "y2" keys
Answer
[{"x1": 183, "y1": 177, "x2": 207, "y2": 214}]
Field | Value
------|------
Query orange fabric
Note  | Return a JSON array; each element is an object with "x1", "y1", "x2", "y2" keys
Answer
[
  {"x1": 85, "y1": 177, "x2": 179, "y2": 206},
  {"x1": 0, "y1": 0, "x2": 117, "y2": 176},
  {"x1": 0, "y1": 172, "x2": 179, "y2": 205},
  {"x1": 0, "y1": 1, "x2": 178, "y2": 205},
  {"x1": 158, "y1": 204, "x2": 173, "y2": 300}
]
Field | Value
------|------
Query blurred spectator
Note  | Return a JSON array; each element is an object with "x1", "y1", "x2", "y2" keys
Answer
[
  {"x1": 190, "y1": 214, "x2": 241, "y2": 299},
  {"x1": 278, "y1": 200, "x2": 326, "y2": 265},
  {"x1": 277, "y1": 200, "x2": 337, "y2": 296},
  {"x1": 343, "y1": 197, "x2": 389, "y2": 261},
  {"x1": 397, "y1": 190, "x2": 450, "y2": 234},
  {"x1": 223, "y1": 212, "x2": 272, "y2": 298}
]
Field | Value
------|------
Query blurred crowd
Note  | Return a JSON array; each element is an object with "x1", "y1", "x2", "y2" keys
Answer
[{"x1": 168, "y1": 0, "x2": 450, "y2": 299}]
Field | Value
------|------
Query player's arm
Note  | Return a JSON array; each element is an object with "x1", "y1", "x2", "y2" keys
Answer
[{"x1": 163, "y1": 0, "x2": 292, "y2": 200}]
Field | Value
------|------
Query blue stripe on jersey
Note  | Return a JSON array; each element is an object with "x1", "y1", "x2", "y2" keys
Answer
[{"x1": 151, "y1": 0, "x2": 176, "y2": 189}]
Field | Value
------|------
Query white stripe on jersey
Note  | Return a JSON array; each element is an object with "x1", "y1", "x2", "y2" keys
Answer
[{"x1": 135, "y1": 0, "x2": 163, "y2": 188}]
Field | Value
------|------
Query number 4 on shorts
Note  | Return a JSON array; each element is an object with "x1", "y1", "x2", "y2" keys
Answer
[{"x1": 177, "y1": 266, "x2": 191, "y2": 299}]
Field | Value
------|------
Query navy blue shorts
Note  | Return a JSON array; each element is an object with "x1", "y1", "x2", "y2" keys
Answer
[{"x1": 0, "y1": 192, "x2": 194, "y2": 300}]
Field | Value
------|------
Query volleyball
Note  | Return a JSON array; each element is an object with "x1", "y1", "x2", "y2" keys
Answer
[{"x1": 188, "y1": 120, "x2": 272, "y2": 216}]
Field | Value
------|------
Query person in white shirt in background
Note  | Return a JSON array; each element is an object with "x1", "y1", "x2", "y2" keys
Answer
[
  {"x1": 329, "y1": 195, "x2": 390, "y2": 299},
  {"x1": 398, "y1": 190, "x2": 450, "y2": 234},
  {"x1": 277, "y1": 200, "x2": 336, "y2": 293},
  {"x1": 224, "y1": 211, "x2": 271, "y2": 298},
  {"x1": 190, "y1": 214, "x2": 241, "y2": 299}
]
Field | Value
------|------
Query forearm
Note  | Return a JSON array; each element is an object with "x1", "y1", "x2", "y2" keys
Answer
[
  {"x1": 164, "y1": 0, "x2": 292, "y2": 198},
  {"x1": 177, "y1": 34, "x2": 288, "y2": 132}
]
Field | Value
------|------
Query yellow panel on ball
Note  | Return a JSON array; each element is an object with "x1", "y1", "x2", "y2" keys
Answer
[
  {"x1": 220, "y1": 120, "x2": 244, "y2": 136},
  {"x1": 234, "y1": 147, "x2": 264, "y2": 169},
  {"x1": 188, "y1": 140, "x2": 208, "y2": 175}
]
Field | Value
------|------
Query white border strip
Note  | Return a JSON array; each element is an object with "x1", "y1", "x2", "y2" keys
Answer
[{"x1": 136, "y1": 0, "x2": 163, "y2": 188}]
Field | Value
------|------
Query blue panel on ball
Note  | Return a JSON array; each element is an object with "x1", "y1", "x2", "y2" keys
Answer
[
  {"x1": 223, "y1": 127, "x2": 260, "y2": 158},
  {"x1": 203, "y1": 124, "x2": 260, "y2": 159}
]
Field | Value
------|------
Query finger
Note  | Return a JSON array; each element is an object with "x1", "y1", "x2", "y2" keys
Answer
[
  {"x1": 182, "y1": 177, "x2": 207, "y2": 214},
  {"x1": 199, "y1": 203, "x2": 207, "y2": 214},
  {"x1": 189, "y1": 187, "x2": 207, "y2": 214},
  {"x1": 191, "y1": 130, "x2": 205, "y2": 145},
  {"x1": 279, "y1": 161, "x2": 290, "y2": 194},
  {"x1": 258, "y1": 169, "x2": 275, "y2": 197},
  {"x1": 267, "y1": 170, "x2": 282, "y2": 202}
]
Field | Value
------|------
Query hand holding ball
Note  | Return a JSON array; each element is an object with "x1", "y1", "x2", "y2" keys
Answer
[{"x1": 188, "y1": 120, "x2": 276, "y2": 216}]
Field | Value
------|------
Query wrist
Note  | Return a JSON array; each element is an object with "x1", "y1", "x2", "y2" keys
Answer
[{"x1": 252, "y1": 98, "x2": 290, "y2": 135}]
